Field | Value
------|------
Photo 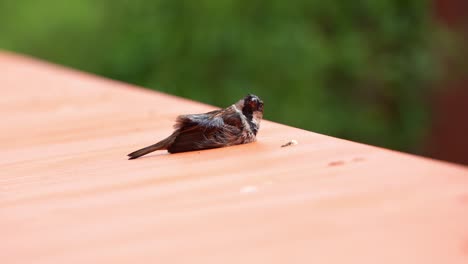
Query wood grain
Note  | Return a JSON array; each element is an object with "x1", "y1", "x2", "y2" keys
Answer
[{"x1": 1, "y1": 52, "x2": 468, "y2": 264}]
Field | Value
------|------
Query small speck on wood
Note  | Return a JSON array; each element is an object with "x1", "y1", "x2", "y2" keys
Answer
[
  {"x1": 281, "y1": 139, "x2": 298, "y2": 148},
  {"x1": 328, "y1": 160, "x2": 345, "y2": 167}
]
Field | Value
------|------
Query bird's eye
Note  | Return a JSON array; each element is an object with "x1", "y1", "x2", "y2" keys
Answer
[
  {"x1": 248, "y1": 99, "x2": 257, "y2": 109},
  {"x1": 245, "y1": 96, "x2": 263, "y2": 112}
]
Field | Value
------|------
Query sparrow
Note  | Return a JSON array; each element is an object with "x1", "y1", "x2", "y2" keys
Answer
[{"x1": 128, "y1": 94, "x2": 264, "y2": 159}]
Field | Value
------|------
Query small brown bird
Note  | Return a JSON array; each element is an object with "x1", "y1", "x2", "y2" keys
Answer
[{"x1": 127, "y1": 94, "x2": 264, "y2": 159}]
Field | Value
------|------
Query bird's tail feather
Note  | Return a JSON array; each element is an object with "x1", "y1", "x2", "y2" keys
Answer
[{"x1": 127, "y1": 136, "x2": 174, "y2": 160}]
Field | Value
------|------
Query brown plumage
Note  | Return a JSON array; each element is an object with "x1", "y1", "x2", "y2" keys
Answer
[{"x1": 128, "y1": 94, "x2": 264, "y2": 159}]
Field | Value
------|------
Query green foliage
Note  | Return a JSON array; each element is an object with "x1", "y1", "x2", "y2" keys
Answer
[{"x1": 0, "y1": 0, "x2": 436, "y2": 153}]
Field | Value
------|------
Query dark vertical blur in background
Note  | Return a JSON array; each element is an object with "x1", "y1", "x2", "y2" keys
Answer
[
  {"x1": 427, "y1": 0, "x2": 468, "y2": 165},
  {"x1": 0, "y1": 0, "x2": 466, "y2": 164}
]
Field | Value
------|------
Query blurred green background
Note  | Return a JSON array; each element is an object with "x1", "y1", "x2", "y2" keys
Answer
[{"x1": 0, "y1": 0, "x2": 449, "y2": 154}]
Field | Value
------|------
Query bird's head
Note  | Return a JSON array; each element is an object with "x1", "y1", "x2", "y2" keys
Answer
[
  {"x1": 234, "y1": 94, "x2": 264, "y2": 134},
  {"x1": 239, "y1": 94, "x2": 264, "y2": 115}
]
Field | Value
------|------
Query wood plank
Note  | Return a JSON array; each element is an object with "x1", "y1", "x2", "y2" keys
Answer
[{"x1": 1, "y1": 52, "x2": 468, "y2": 264}]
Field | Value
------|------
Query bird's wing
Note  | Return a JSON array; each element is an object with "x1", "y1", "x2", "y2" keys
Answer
[
  {"x1": 168, "y1": 108, "x2": 243, "y2": 153},
  {"x1": 174, "y1": 110, "x2": 224, "y2": 129}
]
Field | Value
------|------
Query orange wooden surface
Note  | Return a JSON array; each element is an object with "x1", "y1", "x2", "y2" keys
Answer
[{"x1": 1, "y1": 52, "x2": 468, "y2": 264}]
